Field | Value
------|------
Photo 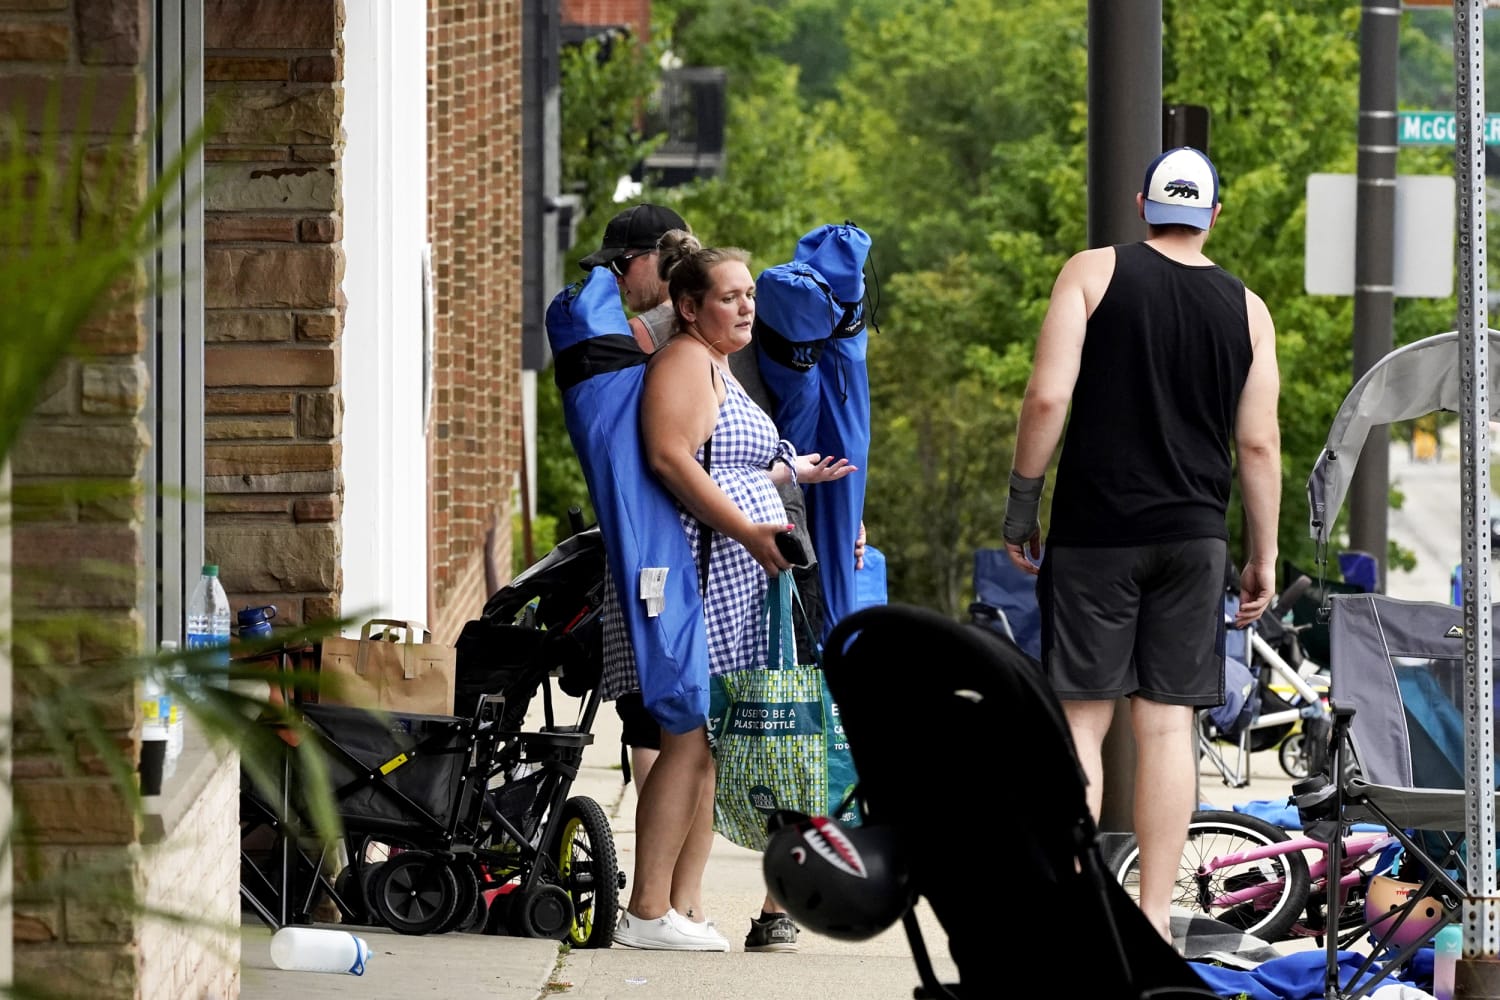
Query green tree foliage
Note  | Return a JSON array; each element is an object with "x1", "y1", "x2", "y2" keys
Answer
[
  {"x1": 674, "y1": 63, "x2": 854, "y2": 263},
  {"x1": 536, "y1": 25, "x2": 674, "y2": 542},
  {"x1": 547, "y1": 0, "x2": 1474, "y2": 612},
  {"x1": 833, "y1": 0, "x2": 1466, "y2": 611},
  {"x1": 559, "y1": 29, "x2": 667, "y2": 223}
]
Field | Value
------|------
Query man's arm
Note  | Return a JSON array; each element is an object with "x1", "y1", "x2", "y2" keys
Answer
[
  {"x1": 1004, "y1": 247, "x2": 1112, "y2": 573},
  {"x1": 1233, "y1": 288, "x2": 1281, "y2": 625}
]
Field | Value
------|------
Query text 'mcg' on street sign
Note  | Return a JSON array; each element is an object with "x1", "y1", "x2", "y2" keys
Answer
[{"x1": 1399, "y1": 110, "x2": 1500, "y2": 146}]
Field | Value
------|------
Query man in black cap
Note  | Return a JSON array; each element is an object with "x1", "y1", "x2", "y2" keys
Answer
[{"x1": 580, "y1": 203, "x2": 689, "y2": 353}]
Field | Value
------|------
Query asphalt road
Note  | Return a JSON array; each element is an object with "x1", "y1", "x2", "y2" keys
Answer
[{"x1": 1385, "y1": 424, "x2": 1494, "y2": 603}]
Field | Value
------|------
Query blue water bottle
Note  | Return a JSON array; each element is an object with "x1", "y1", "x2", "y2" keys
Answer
[{"x1": 236, "y1": 604, "x2": 277, "y2": 643}]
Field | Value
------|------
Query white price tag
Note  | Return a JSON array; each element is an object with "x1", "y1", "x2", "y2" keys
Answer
[{"x1": 639, "y1": 567, "x2": 668, "y2": 617}]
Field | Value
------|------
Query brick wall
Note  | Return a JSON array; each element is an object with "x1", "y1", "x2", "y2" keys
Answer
[
  {"x1": 425, "y1": 0, "x2": 525, "y2": 643},
  {"x1": 202, "y1": 0, "x2": 346, "y2": 630},
  {"x1": 561, "y1": 0, "x2": 649, "y2": 36}
]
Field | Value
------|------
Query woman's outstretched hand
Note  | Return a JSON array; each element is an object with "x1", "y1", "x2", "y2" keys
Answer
[{"x1": 795, "y1": 453, "x2": 857, "y2": 484}]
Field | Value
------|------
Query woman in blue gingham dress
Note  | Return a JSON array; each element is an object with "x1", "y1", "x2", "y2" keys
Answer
[
  {"x1": 684, "y1": 369, "x2": 794, "y2": 676},
  {"x1": 599, "y1": 370, "x2": 791, "y2": 705},
  {"x1": 612, "y1": 236, "x2": 857, "y2": 953}
]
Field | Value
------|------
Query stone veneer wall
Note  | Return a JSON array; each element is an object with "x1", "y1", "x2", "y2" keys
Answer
[
  {"x1": 201, "y1": 0, "x2": 345, "y2": 630},
  {"x1": 425, "y1": 0, "x2": 525, "y2": 643},
  {"x1": 136, "y1": 748, "x2": 239, "y2": 1000},
  {"x1": 4, "y1": 0, "x2": 348, "y2": 996},
  {"x1": 0, "y1": 1, "x2": 215, "y2": 998}
]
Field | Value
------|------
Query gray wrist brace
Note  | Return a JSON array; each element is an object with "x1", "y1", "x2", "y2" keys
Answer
[{"x1": 1003, "y1": 470, "x2": 1044, "y2": 544}]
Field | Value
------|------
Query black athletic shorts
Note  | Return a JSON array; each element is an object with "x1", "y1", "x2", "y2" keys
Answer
[
  {"x1": 1037, "y1": 537, "x2": 1228, "y2": 707},
  {"x1": 615, "y1": 692, "x2": 662, "y2": 750}
]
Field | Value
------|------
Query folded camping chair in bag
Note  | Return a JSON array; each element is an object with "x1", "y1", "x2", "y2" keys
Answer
[
  {"x1": 820, "y1": 603, "x2": 1218, "y2": 1000},
  {"x1": 1294, "y1": 593, "x2": 1481, "y2": 1000}
]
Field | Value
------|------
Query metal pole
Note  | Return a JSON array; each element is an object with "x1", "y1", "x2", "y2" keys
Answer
[
  {"x1": 1087, "y1": 0, "x2": 1160, "y2": 834},
  {"x1": 1087, "y1": 0, "x2": 1158, "y2": 251},
  {"x1": 1348, "y1": 0, "x2": 1400, "y2": 592},
  {"x1": 1452, "y1": 2, "x2": 1499, "y2": 993}
]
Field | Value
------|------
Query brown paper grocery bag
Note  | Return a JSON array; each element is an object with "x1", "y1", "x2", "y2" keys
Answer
[{"x1": 317, "y1": 619, "x2": 456, "y2": 716}]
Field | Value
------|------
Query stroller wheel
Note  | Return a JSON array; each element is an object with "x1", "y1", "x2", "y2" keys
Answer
[
  {"x1": 551, "y1": 796, "x2": 620, "y2": 948},
  {"x1": 457, "y1": 887, "x2": 489, "y2": 934},
  {"x1": 508, "y1": 884, "x2": 575, "y2": 940},
  {"x1": 436, "y1": 860, "x2": 482, "y2": 934},
  {"x1": 370, "y1": 851, "x2": 460, "y2": 935},
  {"x1": 1279, "y1": 732, "x2": 1310, "y2": 780}
]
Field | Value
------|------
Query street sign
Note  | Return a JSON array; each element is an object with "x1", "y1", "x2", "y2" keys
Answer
[
  {"x1": 1305, "y1": 173, "x2": 1455, "y2": 298},
  {"x1": 1399, "y1": 110, "x2": 1500, "y2": 145}
]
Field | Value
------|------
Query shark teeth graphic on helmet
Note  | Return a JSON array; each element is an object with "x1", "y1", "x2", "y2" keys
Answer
[{"x1": 802, "y1": 816, "x2": 869, "y2": 879}]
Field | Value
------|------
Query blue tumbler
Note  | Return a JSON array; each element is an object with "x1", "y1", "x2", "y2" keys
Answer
[{"x1": 237, "y1": 605, "x2": 277, "y2": 642}]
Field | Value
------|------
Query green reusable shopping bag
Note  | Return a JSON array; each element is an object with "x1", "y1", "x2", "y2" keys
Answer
[{"x1": 708, "y1": 573, "x2": 860, "y2": 851}]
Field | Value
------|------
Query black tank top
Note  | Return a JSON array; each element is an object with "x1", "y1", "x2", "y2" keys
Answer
[{"x1": 1048, "y1": 241, "x2": 1252, "y2": 546}]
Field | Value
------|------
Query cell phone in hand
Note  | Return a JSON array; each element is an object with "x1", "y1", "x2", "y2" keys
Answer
[{"x1": 774, "y1": 529, "x2": 811, "y2": 567}]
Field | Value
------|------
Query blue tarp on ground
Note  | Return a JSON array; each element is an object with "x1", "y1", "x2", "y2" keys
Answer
[
  {"x1": 1191, "y1": 948, "x2": 1424, "y2": 1000},
  {"x1": 1233, "y1": 799, "x2": 1384, "y2": 834},
  {"x1": 546, "y1": 268, "x2": 709, "y2": 734}
]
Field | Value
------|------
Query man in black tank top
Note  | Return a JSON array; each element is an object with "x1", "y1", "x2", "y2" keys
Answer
[{"x1": 1001, "y1": 147, "x2": 1282, "y2": 945}]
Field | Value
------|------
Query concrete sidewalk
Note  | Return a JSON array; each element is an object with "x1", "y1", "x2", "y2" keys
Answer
[
  {"x1": 239, "y1": 674, "x2": 1308, "y2": 999},
  {"x1": 237, "y1": 689, "x2": 963, "y2": 1000},
  {"x1": 239, "y1": 921, "x2": 558, "y2": 999}
]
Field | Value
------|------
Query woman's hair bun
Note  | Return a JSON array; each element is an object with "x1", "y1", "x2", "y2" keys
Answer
[{"x1": 656, "y1": 228, "x2": 701, "y2": 277}]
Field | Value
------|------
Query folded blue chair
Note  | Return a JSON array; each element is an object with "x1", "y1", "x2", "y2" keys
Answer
[{"x1": 969, "y1": 548, "x2": 1041, "y2": 660}]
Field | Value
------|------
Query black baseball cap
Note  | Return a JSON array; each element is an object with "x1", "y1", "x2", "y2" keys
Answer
[{"x1": 579, "y1": 203, "x2": 688, "y2": 271}]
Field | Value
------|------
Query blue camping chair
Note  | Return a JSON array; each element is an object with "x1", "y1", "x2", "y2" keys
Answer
[
  {"x1": 1338, "y1": 550, "x2": 1378, "y2": 594},
  {"x1": 969, "y1": 549, "x2": 1041, "y2": 660}
]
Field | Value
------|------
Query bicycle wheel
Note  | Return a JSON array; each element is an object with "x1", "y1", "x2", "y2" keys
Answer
[
  {"x1": 549, "y1": 796, "x2": 620, "y2": 948},
  {"x1": 1108, "y1": 809, "x2": 1310, "y2": 943}
]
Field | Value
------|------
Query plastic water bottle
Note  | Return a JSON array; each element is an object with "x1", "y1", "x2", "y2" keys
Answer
[
  {"x1": 1435, "y1": 922, "x2": 1461, "y2": 1000},
  {"x1": 185, "y1": 564, "x2": 231, "y2": 691},
  {"x1": 269, "y1": 926, "x2": 371, "y2": 975}
]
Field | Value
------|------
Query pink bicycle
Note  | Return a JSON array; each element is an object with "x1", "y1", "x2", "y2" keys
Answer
[{"x1": 1108, "y1": 809, "x2": 1396, "y2": 943}]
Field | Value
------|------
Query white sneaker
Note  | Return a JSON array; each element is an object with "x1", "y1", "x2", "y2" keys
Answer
[
  {"x1": 614, "y1": 909, "x2": 727, "y2": 951},
  {"x1": 669, "y1": 910, "x2": 731, "y2": 952}
]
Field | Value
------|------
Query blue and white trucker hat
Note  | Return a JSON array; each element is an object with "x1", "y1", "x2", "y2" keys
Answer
[{"x1": 1141, "y1": 146, "x2": 1219, "y2": 230}]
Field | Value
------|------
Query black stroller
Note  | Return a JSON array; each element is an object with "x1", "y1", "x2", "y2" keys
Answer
[
  {"x1": 813, "y1": 602, "x2": 1217, "y2": 999},
  {"x1": 240, "y1": 521, "x2": 622, "y2": 947},
  {"x1": 453, "y1": 522, "x2": 623, "y2": 948}
]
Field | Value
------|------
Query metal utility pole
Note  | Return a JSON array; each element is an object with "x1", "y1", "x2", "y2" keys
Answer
[
  {"x1": 1087, "y1": 1, "x2": 1160, "y2": 250},
  {"x1": 1087, "y1": 0, "x2": 1160, "y2": 834},
  {"x1": 1452, "y1": 3, "x2": 1499, "y2": 993},
  {"x1": 1348, "y1": 0, "x2": 1400, "y2": 591}
]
